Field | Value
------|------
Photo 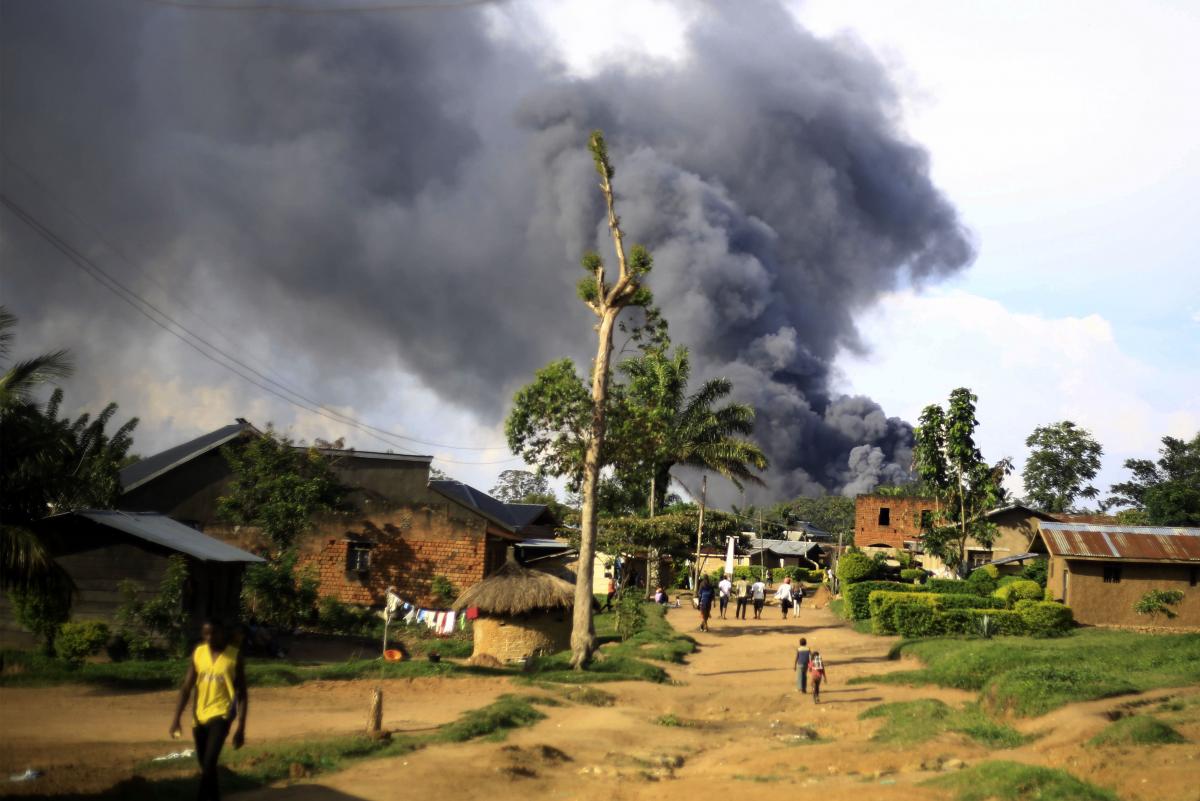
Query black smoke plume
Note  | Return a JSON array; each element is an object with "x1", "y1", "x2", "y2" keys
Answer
[{"x1": 0, "y1": 0, "x2": 972, "y2": 498}]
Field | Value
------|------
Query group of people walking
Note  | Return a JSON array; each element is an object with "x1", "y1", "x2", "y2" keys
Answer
[{"x1": 694, "y1": 574, "x2": 805, "y2": 630}]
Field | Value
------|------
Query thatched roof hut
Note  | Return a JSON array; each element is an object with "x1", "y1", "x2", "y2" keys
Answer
[{"x1": 453, "y1": 556, "x2": 574, "y2": 664}]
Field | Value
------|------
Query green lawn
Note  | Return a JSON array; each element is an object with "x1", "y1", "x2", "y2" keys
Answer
[
  {"x1": 927, "y1": 761, "x2": 1118, "y2": 801},
  {"x1": 853, "y1": 629, "x2": 1200, "y2": 716},
  {"x1": 860, "y1": 699, "x2": 1026, "y2": 748},
  {"x1": 0, "y1": 603, "x2": 694, "y2": 691},
  {"x1": 1088, "y1": 714, "x2": 1187, "y2": 746}
]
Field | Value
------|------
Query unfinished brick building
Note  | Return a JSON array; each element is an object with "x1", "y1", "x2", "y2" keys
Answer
[
  {"x1": 118, "y1": 421, "x2": 555, "y2": 608},
  {"x1": 853, "y1": 494, "x2": 935, "y2": 550}
]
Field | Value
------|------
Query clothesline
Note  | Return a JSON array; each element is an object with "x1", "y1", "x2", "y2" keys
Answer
[{"x1": 384, "y1": 591, "x2": 464, "y2": 636}]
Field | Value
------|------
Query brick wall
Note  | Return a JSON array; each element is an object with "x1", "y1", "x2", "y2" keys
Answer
[{"x1": 854, "y1": 495, "x2": 936, "y2": 550}]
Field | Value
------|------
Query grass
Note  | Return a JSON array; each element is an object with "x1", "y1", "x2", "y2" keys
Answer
[
  {"x1": 522, "y1": 603, "x2": 694, "y2": 685},
  {"x1": 926, "y1": 760, "x2": 1118, "y2": 801},
  {"x1": 656, "y1": 713, "x2": 690, "y2": 727},
  {"x1": 1089, "y1": 715, "x2": 1187, "y2": 746},
  {"x1": 829, "y1": 598, "x2": 873, "y2": 634},
  {"x1": 853, "y1": 629, "x2": 1200, "y2": 717},
  {"x1": 0, "y1": 649, "x2": 508, "y2": 690},
  {"x1": 860, "y1": 699, "x2": 1026, "y2": 748},
  {"x1": 40, "y1": 694, "x2": 547, "y2": 800}
]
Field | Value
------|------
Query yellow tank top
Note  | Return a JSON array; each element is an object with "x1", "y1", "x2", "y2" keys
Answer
[{"x1": 192, "y1": 644, "x2": 239, "y2": 725}]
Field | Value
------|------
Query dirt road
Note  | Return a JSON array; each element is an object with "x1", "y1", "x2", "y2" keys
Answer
[
  {"x1": 233, "y1": 603, "x2": 1200, "y2": 801},
  {"x1": 2, "y1": 603, "x2": 1196, "y2": 799}
]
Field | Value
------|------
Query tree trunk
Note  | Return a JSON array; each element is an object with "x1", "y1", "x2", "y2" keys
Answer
[
  {"x1": 571, "y1": 309, "x2": 619, "y2": 669},
  {"x1": 646, "y1": 474, "x2": 659, "y2": 595},
  {"x1": 367, "y1": 687, "x2": 383, "y2": 736},
  {"x1": 692, "y1": 475, "x2": 707, "y2": 586}
]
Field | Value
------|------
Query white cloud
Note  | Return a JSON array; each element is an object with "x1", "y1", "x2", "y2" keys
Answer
[{"x1": 834, "y1": 289, "x2": 1200, "y2": 498}]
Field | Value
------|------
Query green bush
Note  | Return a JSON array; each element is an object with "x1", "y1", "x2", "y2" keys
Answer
[
  {"x1": 615, "y1": 594, "x2": 647, "y2": 641},
  {"x1": 241, "y1": 550, "x2": 319, "y2": 631},
  {"x1": 966, "y1": 566, "x2": 999, "y2": 595},
  {"x1": 430, "y1": 575, "x2": 457, "y2": 605},
  {"x1": 933, "y1": 609, "x2": 1026, "y2": 637},
  {"x1": 935, "y1": 593, "x2": 1007, "y2": 611},
  {"x1": 54, "y1": 621, "x2": 110, "y2": 665},
  {"x1": 713, "y1": 565, "x2": 769, "y2": 583},
  {"x1": 7, "y1": 575, "x2": 72, "y2": 655},
  {"x1": 892, "y1": 601, "x2": 939, "y2": 637},
  {"x1": 926, "y1": 578, "x2": 981, "y2": 595},
  {"x1": 806, "y1": 568, "x2": 827, "y2": 583},
  {"x1": 994, "y1": 580, "x2": 1043, "y2": 607},
  {"x1": 1020, "y1": 558, "x2": 1048, "y2": 588},
  {"x1": 899, "y1": 568, "x2": 925, "y2": 584},
  {"x1": 837, "y1": 551, "x2": 878, "y2": 584},
  {"x1": 846, "y1": 581, "x2": 917, "y2": 619},
  {"x1": 1014, "y1": 601, "x2": 1073, "y2": 636},
  {"x1": 771, "y1": 566, "x2": 802, "y2": 584},
  {"x1": 315, "y1": 597, "x2": 377, "y2": 636}
]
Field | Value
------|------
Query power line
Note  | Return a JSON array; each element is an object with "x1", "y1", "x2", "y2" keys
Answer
[
  {"x1": 0, "y1": 193, "x2": 520, "y2": 466},
  {"x1": 0, "y1": 158, "x2": 508, "y2": 452}
]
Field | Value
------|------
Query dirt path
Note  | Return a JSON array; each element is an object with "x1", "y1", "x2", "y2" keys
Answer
[
  {"x1": 0, "y1": 676, "x2": 515, "y2": 795},
  {"x1": 3, "y1": 604, "x2": 1197, "y2": 799}
]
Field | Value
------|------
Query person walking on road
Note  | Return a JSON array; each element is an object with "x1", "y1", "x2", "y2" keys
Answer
[
  {"x1": 809, "y1": 649, "x2": 827, "y2": 703},
  {"x1": 696, "y1": 576, "x2": 716, "y2": 632},
  {"x1": 775, "y1": 576, "x2": 794, "y2": 620},
  {"x1": 750, "y1": 576, "x2": 767, "y2": 619},
  {"x1": 170, "y1": 620, "x2": 247, "y2": 801},
  {"x1": 717, "y1": 573, "x2": 733, "y2": 619},
  {"x1": 794, "y1": 637, "x2": 811, "y2": 693},
  {"x1": 734, "y1": 575, "x2": 750, "y2": 619},
  {"x1": 602, "y1": 574, "x2": 616, "y2": 611}
]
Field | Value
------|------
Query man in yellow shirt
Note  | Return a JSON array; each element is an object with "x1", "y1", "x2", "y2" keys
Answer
[{"x1": 170, "y1": 621, "x2": 247, "y2": 801}]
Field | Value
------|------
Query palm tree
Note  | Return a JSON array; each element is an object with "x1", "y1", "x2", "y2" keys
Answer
[
  {"x1": 0, "y1": 307, "x2": 73, "y2": 592},
  {"x1": 621, "y1": 347, "x2": 768, "y2": 513},
  {"x1": 0, "y1": 307, "x2": 72, "y2": 412}
]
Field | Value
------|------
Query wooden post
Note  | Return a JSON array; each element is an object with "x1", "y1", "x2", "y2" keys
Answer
[{"x1": 367, "y1": 687, "x2": 383, "y2": 737}]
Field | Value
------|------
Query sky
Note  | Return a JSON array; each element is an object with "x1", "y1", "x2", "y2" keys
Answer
[{"x1": 2, "y1": 0, "x2": 1197, "y2": 504}]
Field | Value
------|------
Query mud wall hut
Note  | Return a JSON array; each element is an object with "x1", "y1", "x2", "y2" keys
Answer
[{"x1": 452, "y1": 558, "x2": 573, "y2": 663}]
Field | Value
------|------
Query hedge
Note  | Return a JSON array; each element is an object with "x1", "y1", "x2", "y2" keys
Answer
[
  {"x1": 899, "y1": 568, "x2": 925, "y2": 584},
  {"x1": 1014, "y1": 600, "x2": 1074, "y2": 636},
  {"x1": 838, "y1": 551, "x2": 878, "y2": 584},
  {"x1": 869, "y1": 591, "x2": 1007, "y2": 634},
  {"x1": 935, "y1": 593, "x2": 1007, "y2": 611},
  {"x1": 845, "y1": 581, "x2": 918, "y2": 619},
  {"x1": 926, "y1": 578, "x2": 986, "y2": 595},
  {"x1": 994, "y1": 580, "x2": 1043, "y2": 607}
]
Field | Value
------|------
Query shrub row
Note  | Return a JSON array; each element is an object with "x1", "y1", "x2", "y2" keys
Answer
[
  {"x1": 843, "y1": 578, "x2": 989, "y2": 620},
  {"x1": 868, "y1": 591, "x2": 1009, "y2": 632},
  {"x1": 994, "y1": 580, "x2": 1043, "y2": 607},
  {"x1": 878, "y1": 599, "x2": 1074, "y2": 638}
]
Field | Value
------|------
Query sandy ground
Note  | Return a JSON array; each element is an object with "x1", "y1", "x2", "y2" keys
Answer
[{"x1": 2, "y1": 603, "x2": 1198, "y2": 799}]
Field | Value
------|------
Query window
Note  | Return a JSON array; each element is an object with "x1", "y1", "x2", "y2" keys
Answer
[
  {"x1": 969, "y1": 551, "x2": 993, "y2": 569},
  {"x1": 919, "y1": 510, "x2": 933, "y2": 529},
  {"x1": 1103, "y1": 565, "x2": 1122, "y2": 584},
  {"x1": 878, "y1": 507, "x2": 891, "y2": 526},
  {"x1": 347, "y1": 543, "x2": 372, "y2": 573}
]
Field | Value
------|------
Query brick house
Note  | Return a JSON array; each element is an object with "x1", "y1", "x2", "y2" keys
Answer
[
  {"x1": 854, "y1": 495, "x2": 935, "y2": 550},
  {"x1": 118, "y1": 421, "x2": 556, "y2": 608},
  {"x1": 1032, "y1": 521, "x2": 1200, "y2": 629}
]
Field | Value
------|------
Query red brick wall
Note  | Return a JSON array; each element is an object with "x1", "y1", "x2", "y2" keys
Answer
[
  {"x1": 854, "y1": 495, "x2": 936, "y2": 550},
  {"x1": 305, "y1": 532, "x2": 488, "y2": 608}
]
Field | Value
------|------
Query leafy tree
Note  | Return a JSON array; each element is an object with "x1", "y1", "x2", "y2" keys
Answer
[
  {"x1": 913, "y1": 388, "x2": 1012, "y2": 572},
  {"x1": 1022, "y1": 421, "x2": 1103, "y2": 513},
  {"x1": 0, "y1": 310, "x2": 136, "y2": 595},
  {"x1": 217, "y1": 428, "x2": 344, "y2": 552},
  {"x1": 566, "y1": 131, "x2": 654, "y2": 669},
  {"x1": 239, "y1": 551, "x2": 319, "y2": 631},
  {"x1": 1107, "y1": 433, "x2": 1200, "y2": 526},
  {"x1": 7, "y1": 570, "x2": 72, "y2": 655},
  {"x1": 1134, "y1": 589, "x2": 1184, "y2": 622},
  {"x1": 490, "y1": 469, "x2": 552, "y2": 503},
  {"x1": 506, "y1": 359, "x2": 598, "y2": 490},
  {"x1": 618, "y1": 347, "x2": 767, "y2": 513},
  {"x1": 115, "y1": 554, "x2": 191, "y2": 658}
]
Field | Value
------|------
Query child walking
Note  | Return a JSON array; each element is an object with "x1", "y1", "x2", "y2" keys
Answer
[
  {"x1": 808, "y1": 649, "x2": 827, "y2": 703},
  {"x1": 794, "y1": 637, "x2": 811, "y2": 693}
]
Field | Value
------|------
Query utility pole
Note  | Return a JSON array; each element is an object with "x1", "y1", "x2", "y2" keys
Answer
[{"x1": 692, "y1": 474, "x2": 707, "y2": 587}]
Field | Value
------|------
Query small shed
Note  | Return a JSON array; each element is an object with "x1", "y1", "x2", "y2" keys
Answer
[
  {"x1": 452, "y1": 557, "x2": 573, "y2": 663},
  {"x1": 0, "y1": 510, "x2": 265, "y2": 647}
]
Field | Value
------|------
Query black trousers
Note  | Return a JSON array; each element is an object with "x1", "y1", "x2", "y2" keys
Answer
[
  {"x1": 735, "y1": 598, "x2": 748, "y2": 618},
  {"x1": 718, "y1": 596, "x2": 729, "y2": 616},
  {"x1": 753, "y1": 599, "x2": 764, "y2": 617},
  {"x1": 193, "y1": 716, "x2": 232, "y2": 801}
]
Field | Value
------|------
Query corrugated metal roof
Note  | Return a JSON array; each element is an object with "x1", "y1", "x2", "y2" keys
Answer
[
  {"x1": 984, "y1": 552, "x2": 1039, "y2": 566},
  {"x1": 748, "y1": 538, "x2": 822, "y2": 557},
  {"x1": 429, "y1": 479, "x2": 552, "y2": 538},
  {"x1": 1040, "y1": 521, "x2": 1200, "y2": 537},
  {"x1": 68, "y1": 510, "x2": 265, "y2": 563},
  {"x1": 1037, "y1": 523, "x2": 1200, "y2": 563},
  {"x1": 120, "y1": 421, "x2": 254, "y2": 492}
]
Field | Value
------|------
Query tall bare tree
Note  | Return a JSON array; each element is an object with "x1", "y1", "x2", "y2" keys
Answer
[{"x1": 571, "y1": 131, "x2": 655, "y2": 668}]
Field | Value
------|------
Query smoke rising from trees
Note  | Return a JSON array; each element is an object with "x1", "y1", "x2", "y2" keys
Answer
[{"x1": 1, "y1": 0, "x2": 973, "y2": 498}]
